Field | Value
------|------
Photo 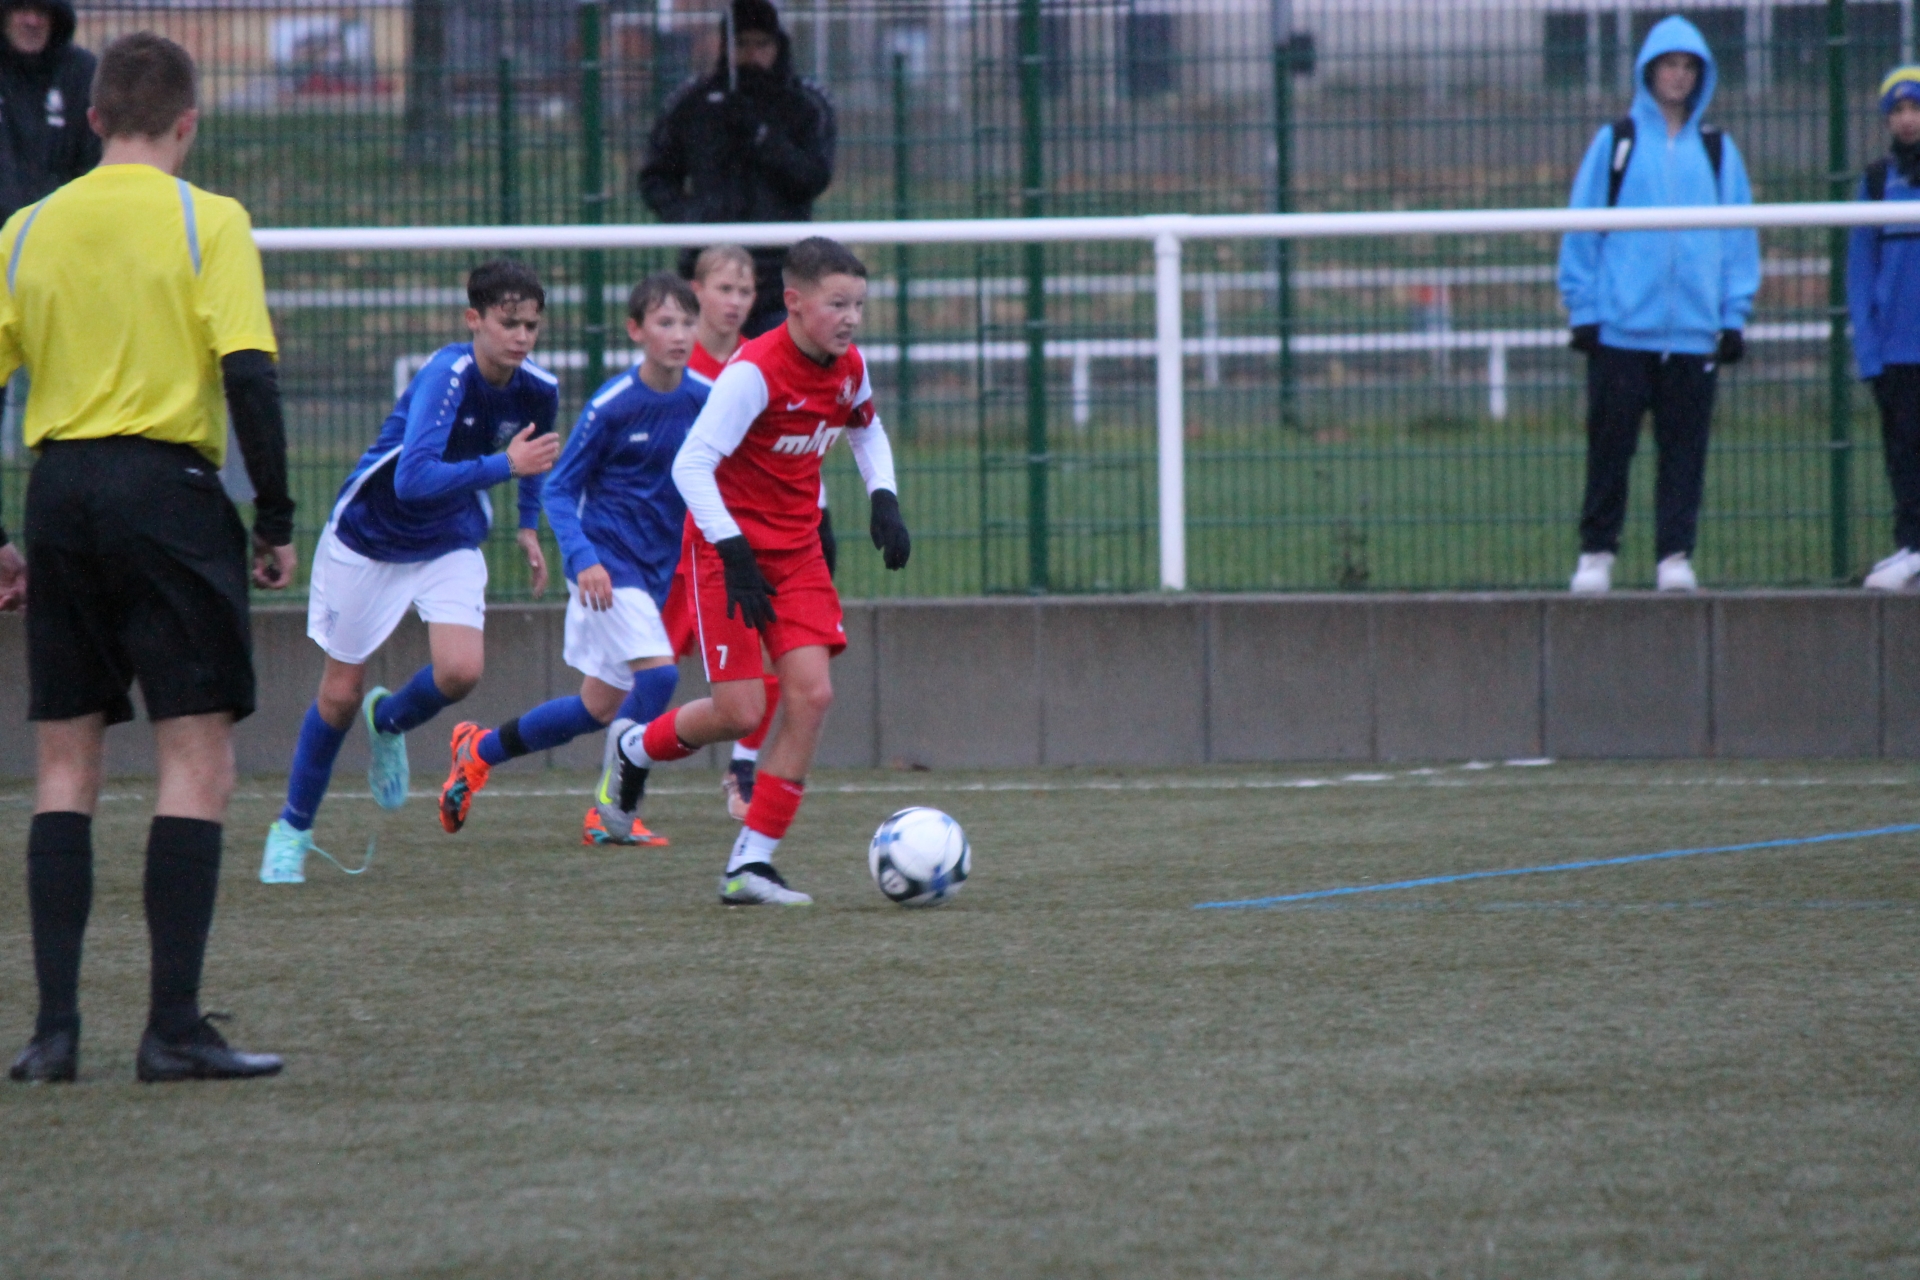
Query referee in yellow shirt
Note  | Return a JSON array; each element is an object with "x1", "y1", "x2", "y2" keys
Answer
[{"x1": 3, "y1": 34, "x2": 294, "y2": 1084}]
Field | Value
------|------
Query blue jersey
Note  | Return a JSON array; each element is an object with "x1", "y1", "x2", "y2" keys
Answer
[
  {"x1": 331, "y1": 343, "x2": 560, "y2": 563},
  {"x1": 544, "y1": 363, "x2": 710, "y2": 605}
]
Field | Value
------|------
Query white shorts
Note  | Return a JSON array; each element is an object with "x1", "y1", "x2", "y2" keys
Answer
[
  {"x1": 563, "y1": 581, "x2": 672, "y2": 690},
  {"x1": 306, "y1": 527, "x2": 488, "y2": 665}
]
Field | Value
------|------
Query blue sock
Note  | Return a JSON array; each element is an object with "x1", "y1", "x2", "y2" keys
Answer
[
  {"x1": 373, "y1": 664, "x2": 454, "y2": 736},
  {"x1": 281, "y1": 704, "x2": 349, "y2": 831},
  {"x1": 479, "y1": 696, "x2": 605, "y2": 766},
  {"x1": 617, "y1": 665, "x2": 680, "y2": 726}
]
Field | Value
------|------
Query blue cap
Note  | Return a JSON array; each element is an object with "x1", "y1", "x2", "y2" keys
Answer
[{"x1": 1881, "y1": 66, "x2": 1920, "y2": 114}]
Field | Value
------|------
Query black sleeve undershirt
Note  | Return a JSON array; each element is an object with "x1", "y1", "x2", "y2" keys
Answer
[{"x1": 221, "y1": 349, "x2": 295, "y2": 547}]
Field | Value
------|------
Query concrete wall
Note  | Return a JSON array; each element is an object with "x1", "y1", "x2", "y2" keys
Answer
[{"x1": 0, "y1": 591, "x2": 1905, "y2": 777}]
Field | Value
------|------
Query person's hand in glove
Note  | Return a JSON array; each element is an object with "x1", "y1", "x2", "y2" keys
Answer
[
  {"x1": 818, "y1": 506, "x2": 838, "y2": 577},
  {"x1": 1714, "y1": 328, "x2": 1745, "y2": 366},
  {"x1": 1567, "y1": 324, "x2": 1600, "y2": 355},
  {"x1": 715, "y1": 535, "x2": 777, "y2": 629},
  {"x1": 869, "y1": 490, "x2": 911, "y2": 571}
]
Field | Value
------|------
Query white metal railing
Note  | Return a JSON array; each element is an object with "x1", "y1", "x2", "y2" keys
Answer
[
  {"x1": 257, "y1": 203, "x2": 1920, "y2": 591},
  {"x1": 397, "y1": 321, "x2": 1832, "y2": 432}
]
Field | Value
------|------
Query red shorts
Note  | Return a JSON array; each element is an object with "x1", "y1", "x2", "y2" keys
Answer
[
  {"x1": 661, "y1": 562, "x2": 696, "y2": 659},
  {"x1": 686, "y1": 526, "x2": 844, "y2": 683}
]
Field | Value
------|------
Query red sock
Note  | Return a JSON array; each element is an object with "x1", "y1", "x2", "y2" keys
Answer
[
  {"x1": 739, "y1": 675, "x2": 781, "y2": 751},
  {"x1": 745, "y1": 773, "x2": 805, "y2": 839},
  {"x1": 640, "y1": 710, "x2": 699, "y2": 764}
]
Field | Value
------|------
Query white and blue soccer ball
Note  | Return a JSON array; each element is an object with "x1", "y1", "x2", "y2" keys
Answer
[{"x1": 868, "y1": 807, "x2": 970, "y2": 907}]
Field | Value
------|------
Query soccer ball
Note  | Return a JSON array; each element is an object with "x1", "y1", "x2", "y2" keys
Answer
[{"x1": 868, "y1": 807, "x2": 970, "y2": 907}]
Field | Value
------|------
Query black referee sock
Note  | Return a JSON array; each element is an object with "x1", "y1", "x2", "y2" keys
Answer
[
  {"x1": 27, "y1": 812, "x2": 93, "y2": 1039},
  {"x1": 143, "y1": 817, "x2": 222, "y2": 1041}
]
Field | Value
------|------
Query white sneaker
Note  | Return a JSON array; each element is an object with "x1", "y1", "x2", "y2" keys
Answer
[
  {"x1": 362, "y1": 686, "x2": 409, "y2": 810},
  {"x1": 259, "y1": 819, "x2": 313, "y2": 885},
  {"x1": 719, "y1": 863, "x2": 813, "y2": 906},
  {"x1": 1569, "y1": 552, "x2": 1614, "y2": 594},
  {"x1": 1655, "y1": 553, "x2": 1698, "y2": 592},
  {"x1": 1863, "y1": 547, "x2": 1920, "y2": 591}
]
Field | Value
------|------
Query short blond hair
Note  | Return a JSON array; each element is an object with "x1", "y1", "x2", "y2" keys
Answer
[{"x1": 692, "y1": 244, "x2": 754, "y2": 282}]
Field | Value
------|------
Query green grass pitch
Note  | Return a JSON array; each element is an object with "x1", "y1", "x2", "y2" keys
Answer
[{"x1": 3, "y1": 759, "x2": 1918, "y2": 1277}]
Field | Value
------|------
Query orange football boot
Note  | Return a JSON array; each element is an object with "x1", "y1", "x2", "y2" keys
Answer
[
  {"x1": 581, "y1": 807, "x2": 670, "y2": 847},
  {"x1": 439, "y1": 721, "x2": 492, "y2": 833}
]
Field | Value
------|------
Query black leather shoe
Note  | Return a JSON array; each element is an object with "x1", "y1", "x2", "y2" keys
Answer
[
  {"x1": 9, "y1": 1028, "x2": 78, "y2": 1083},
  {"x1": 136, "y1": 1014, "x2": 282, "y2": 1084}
]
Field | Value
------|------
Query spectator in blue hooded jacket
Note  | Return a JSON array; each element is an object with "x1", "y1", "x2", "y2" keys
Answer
[
  {"x1": 1558, "y1": 15, "x2": 1759, "y2": 594},
  {"x1": 1852, "y1": 66, "x2": 1920, "y2": 591}
]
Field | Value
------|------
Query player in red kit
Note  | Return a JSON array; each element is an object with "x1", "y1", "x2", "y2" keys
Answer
[
  {"x1": 613, "y1": 237, "x2": 911, "y2": 905},
  {"x1": 662, "y1": 242, "x2": 840, "y2": 824},
  {"x1": 655, "y1": 247, "x2": 752, "y2": 676}
]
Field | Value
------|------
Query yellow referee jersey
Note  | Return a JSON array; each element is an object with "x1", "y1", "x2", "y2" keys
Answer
[{"x1": 0, "y1": 163, "x2": 277, "y2": 467}]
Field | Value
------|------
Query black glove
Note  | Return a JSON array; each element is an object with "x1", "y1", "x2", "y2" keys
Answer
[
  {"x1": 714, "y1": 535, "x2": 777, "y2": 629},
  {"x1": 818, "y1": 506, "x2": 838, "y2": 578},
  {"x1": 1714, "y1": 328, "x2": 1745, "y2": 366},
  {"x1": 869, "y1": 490, "x2": 911, "y2": 571},
  {"x1": 1568, "y1": 324, "x2": 1600, "y2": 356}
]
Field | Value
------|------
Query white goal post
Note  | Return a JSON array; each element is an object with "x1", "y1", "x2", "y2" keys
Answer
[{"x1": 254, "y1": 202, "x2": 1920, "y2": 591}]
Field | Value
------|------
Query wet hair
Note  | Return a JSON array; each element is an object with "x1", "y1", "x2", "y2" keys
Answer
[
  {"x1": 693, "y1": 244, "x2": 755, "y2": 283},
  {"x1": 92, "y1": 33, "x2": 197, "y2": 139},
  {"x1": 628, "y1": 272, "x2": 698, "y2": 324},
  {"x1": 782, "y1": 237, "x2": 868, "y2": 287},
  {"x1": 467, "y1": 259, "x2": 546, "y2": 314}
]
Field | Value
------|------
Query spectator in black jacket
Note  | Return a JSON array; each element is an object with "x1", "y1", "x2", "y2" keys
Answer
[
  {"x1": 639, "y1": 0, "x2": 835, "y2": 336},
  {"x1": 0, "y1": 0, "x2": 98, "y2": 221},
  {"x1": 0, "y1": 0, "x2": 97, "y2": 458}
]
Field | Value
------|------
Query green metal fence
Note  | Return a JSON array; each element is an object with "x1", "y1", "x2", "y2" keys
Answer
[{"x1": 9, "y1": 0, "x2": 1915, "y2": 596}]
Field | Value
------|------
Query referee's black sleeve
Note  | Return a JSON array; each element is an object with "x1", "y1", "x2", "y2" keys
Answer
[{"x1": 221, "y1": 350, "x2": 296, "y2": 547}]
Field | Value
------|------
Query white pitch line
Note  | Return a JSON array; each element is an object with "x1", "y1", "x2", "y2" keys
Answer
[
  {"x1": 26, "y1": 762, "x2": 1519, "y2": 806},
  {"x1": 10, "y1": 758, "x2": 1909, "y2": 808}
]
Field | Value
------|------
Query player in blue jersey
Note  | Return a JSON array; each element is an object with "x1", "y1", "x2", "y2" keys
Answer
[
  {"x1": 439, "y1": 274, "x2": 710, "y2": 845},
  {"x1": 260, "y1": 260, "x2": 561, "y2": 883}
]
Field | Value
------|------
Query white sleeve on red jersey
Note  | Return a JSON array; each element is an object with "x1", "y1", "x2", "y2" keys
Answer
[
  {"x1": 671, "y1": 359, "x2": 769, "y2": 543},
  {"x1": 846, "y1": 364, "x2": 898, "y2": 496}
]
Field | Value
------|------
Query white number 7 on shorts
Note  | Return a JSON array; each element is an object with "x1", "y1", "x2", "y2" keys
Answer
[{"x1": 717, "y1": 644, "x2": 729, "y2": 669}]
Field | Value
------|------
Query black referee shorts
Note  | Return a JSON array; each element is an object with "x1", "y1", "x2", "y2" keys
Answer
[{"x1": 25, "y1": 437, "x2": 256, "y2": 725}]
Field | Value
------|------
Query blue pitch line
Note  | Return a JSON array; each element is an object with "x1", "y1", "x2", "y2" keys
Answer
[
  {"x1": 1192, "y1": 823, "x2": 1920, "y2": 911},
  {"x1": 1283, "y1": 899, "x2": 1915, "y2": 913}
]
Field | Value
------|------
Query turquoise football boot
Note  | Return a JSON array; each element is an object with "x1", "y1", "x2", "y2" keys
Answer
[
  {"x1": 259, "y1": 819, "x2": 314, "y2": 885},
  {"x1": 363, "y1": 685, "x2": 410, "y2": 810}
]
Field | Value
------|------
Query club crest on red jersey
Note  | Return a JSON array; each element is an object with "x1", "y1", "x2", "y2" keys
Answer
[{"x1": 836, "y1": 375, "x2": 855, "y2": 406}]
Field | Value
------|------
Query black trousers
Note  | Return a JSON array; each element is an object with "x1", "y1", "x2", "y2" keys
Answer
[
  {"x1": 1578, "y1": 345, "x2": 1718, "y2": 560},
  {"x1": 1873, "y1": 365, "x2": 1920, "y2": 551}
]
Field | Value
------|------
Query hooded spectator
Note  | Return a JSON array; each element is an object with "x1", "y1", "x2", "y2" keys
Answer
[
  {"x1": 0, "y1": 0, "x2": 98, "y2": 459},
  {"x1": 638, "y1": 0, "x2": 835, "y2": 336},
  {"x1": 0, "y1": 0, "x2": 99, "y2": 221},
  {"x1": 1557, "y1": 15, "x2": 1760, "y2": 594}
]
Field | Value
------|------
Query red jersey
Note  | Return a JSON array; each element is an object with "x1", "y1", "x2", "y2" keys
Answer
[
  {"x1": 687, "y1": 340, "x2": 729, "y2": 384},
  {"x1": 681, "y1": 325, "x2": 873, "y2": 552}
]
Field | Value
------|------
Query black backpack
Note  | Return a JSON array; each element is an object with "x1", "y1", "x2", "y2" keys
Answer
[{"x1": 1605, "y1": 116, "x2": 1725, "y2": 206}]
